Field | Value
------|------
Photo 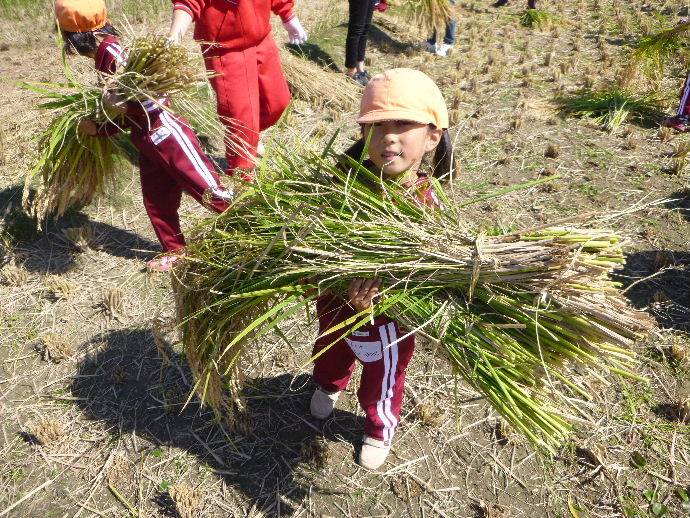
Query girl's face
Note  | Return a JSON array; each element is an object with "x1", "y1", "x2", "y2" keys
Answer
[{"x1": 364, "y1": 121, "x2": 442, "y2": 180}]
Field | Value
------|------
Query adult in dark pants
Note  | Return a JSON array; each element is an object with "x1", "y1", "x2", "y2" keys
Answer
[
  {"x1": 494, "y1": 0, "x2": 537, "y2": 7},
  {"x1": 346, "y1": 0, "x2": 377, "y2": 85}
]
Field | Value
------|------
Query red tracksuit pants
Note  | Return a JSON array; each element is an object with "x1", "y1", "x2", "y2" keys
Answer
[
  {"x1": 203, "y1": 33, "x2": 291, "y2": 174},
  {"x1": 312, "y1": 294, "x2": 415, "y2": 443},
  {"x1": 131, "y1": 111, "x2": 231, "y2": 252}
]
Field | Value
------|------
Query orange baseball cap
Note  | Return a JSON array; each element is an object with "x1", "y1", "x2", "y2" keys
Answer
[
  {"x1": 55, "y1": 0, "x2": 108, "y2": 33},
  {"x1": 357, "y1": 68, "x2": 449, "y2": 129}
]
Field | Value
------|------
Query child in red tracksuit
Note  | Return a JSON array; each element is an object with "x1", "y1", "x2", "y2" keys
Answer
[
  {"x1": 167, "y1": 0, "x2": 308, "y2": 180},
  {"x1": 55, "y1": 0, "x2": 233, "y2": 271},
  {"x1": 309, "y1": 69, "x2": 453, "y2": 470}
]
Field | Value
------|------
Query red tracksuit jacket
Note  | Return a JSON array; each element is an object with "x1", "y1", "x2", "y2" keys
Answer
[{"x1": 172, "y1": 0, "x2": 295, "y2": 52}]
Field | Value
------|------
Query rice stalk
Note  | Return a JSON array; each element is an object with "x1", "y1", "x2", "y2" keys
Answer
[
  {"x1": 279, "y1": 48, "x2": 360, "y2": 112},
  {"x1": 521, "y1": 9, "x2": 560, "y2": 30},
  {"x1": 21, "y1": 82, "x2": 126, "y2": 226},
  {"x1": 632, "y1": 20, "x2": 690, "y2": 76},
  {"x1": 174, "y1": 138, "x2": 653, "y2": 452},
  {"x1": 400, "y1": 0, "x2": 453, "y2": 35},
  {"x1": 556, "y1": 87, "x2": 662, "y2": 132}
]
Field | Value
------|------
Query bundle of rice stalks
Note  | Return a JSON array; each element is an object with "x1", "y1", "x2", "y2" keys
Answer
[
  {"x1": 520, "y1": 8, "x2": 559, "y2": 30},
  {"x1": 556, "y1": 87, "x2": 662, "y2": 132},
  {"x1": 21, "y1": 83, "x2": 126, "y2": 226},
  {"x1": 633, "y1": 20, "x2": 690, "y2": 76},
  {"x1": 111, "y1": 35, "x2": 209, "y2": 102},
  {"x1": 175, "y1": 139, "x2": 653, "y2": 451},
  {"x1": 400, "y1": 0, "x2": 452, "y2": 35},
  {"x1": 279, "y1": 48, "x2": 360, "y2": 112}
]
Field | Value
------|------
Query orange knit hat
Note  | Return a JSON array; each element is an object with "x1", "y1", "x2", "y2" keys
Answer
[
  {"x1": 55, "y1": 0, "x2": 108, "y2": 33},
  {"x1": 357, "y1": 68, "x2": 449, "y2": 130}
]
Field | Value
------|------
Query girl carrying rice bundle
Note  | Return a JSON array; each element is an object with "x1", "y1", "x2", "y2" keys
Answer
[{"x1": 176, "y1": 69, "x2": 652, "y2": 471}]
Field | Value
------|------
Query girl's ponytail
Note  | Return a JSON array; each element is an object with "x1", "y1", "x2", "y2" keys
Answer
[{"x1": 431, "y1": 129, "x2": 454, "y2": 180}]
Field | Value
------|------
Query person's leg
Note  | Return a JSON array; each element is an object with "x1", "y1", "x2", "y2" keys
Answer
[
  {"x1": 356, "y1": 0, "x2": 377, "y2": 69},
  {"x1": 357, "y1": 320, "x2": 415, "y2": 444},
  {"x1": 312, "y1": 295, "x2": 357, "y2": 393},
  {"x1": 443, "y1": 19, "x2": 458, "y2": 45},
  {"x1": 203, "y1": 48, "x2": 260, "y2": 175},
  {"x1": 256, "y1": 33, "x2": 292, "y2": 132},
  {"x1": 346, "y1": 0, "x2": 368, "y2": 75},
  {"x1": 150, "y1": 113, "x2": 233, "y2": 213},
  {"x1": 138, "y1": 150, "x2": 185, "y2": 253},
  {"x1": 527, "y1": 0, "x2": 537, "y2": 8}
]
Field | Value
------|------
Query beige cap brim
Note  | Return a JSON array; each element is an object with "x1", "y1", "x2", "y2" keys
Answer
[{"x1": 357, "y1": 109, "x2": 437, "y2": 127}]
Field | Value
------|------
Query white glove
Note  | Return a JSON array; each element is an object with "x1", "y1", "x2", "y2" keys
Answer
[{"x1": 283, "y1": 17, "x2": 308, "y2": 45}]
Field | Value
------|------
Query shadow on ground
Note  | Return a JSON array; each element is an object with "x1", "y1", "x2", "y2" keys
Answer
[
  {"x1": 286, "y1": 42, "x2": 340, "y2": 71},
  {"x1": 70, "y1": 327, "x2": 362, "y2": 516},
  {"x1": 1, "y1": 184, "x2": 159, "y2": 273},
  {"x1": 615, "y1": 248, "x2": 690, "y2": 331}
]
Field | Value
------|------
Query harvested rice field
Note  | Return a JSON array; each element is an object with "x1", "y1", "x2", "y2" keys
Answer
[{"x1": 2, "y1": 0, "x2": 690, "y2": 516}]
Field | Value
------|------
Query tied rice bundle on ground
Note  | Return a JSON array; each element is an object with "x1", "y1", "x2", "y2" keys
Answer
[
  {"x1": 175, "y1": 141, "x2": 653, "y2": 452},
  {"x1": 279, "y1": 48, "x2": 360, "y2": 112},
  {"x1": 23, "y1": 36, "x2": 211, "y2": 225}
]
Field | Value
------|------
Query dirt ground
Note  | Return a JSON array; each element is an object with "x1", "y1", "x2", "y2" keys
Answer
[{"x1": 2, "y1": 0, "x2": 690, "y2": 516}]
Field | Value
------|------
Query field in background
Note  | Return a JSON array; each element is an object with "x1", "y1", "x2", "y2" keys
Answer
[{"x1": 2, "y1": 0, "x2": 690, "y2": 516}]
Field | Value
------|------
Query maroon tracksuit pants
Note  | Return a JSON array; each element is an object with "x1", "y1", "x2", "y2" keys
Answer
[
  {"x1": 312, "y1": 294, "x2": 415, "y2": 443},
  {"x1": 202, "y1": 33, "x2": 291, "y2": 175},
  {"x1": 131, "y1": 111, "x2": 231, "y2": 252},
  {"x1": 677, "y1": 72, "x2": 690, "y2": 117}
]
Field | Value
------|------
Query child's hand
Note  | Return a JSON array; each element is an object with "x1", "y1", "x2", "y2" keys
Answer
[
  {"x1": 102, "y1": 91, "x2": 127, "y2": 114},
  {"x1": 347, "y1": 278, "x2": 381, "y2": 311},
  {"x1": 77, "y1": 119, "x2": 98, "y2": 136}
]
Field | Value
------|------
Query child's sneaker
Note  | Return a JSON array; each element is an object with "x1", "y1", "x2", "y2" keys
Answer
[
  {"x1": 147, "y1": 252, "x2": 184, "y2": 272},
  {"x1": 358, "y1": 435, "x2": 391, "y2": 470},
  {"x1": 425, "y1": 41, "x2": 436, "y2": 53},
  {"x1": 310, "y1": 387, "x2": 341, "y2": 419},
  {"x1": 664, "y1": 115, "x2": 690, "y2": 132},
  {"x1": 435, "y1": 43, "x2": 453, "y2": 57}
]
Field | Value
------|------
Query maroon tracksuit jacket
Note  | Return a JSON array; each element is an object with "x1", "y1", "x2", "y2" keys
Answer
[
  {"x1": 312, "y1": 175, "x2": 440, "y2": 443},
  {"x1": 94, "y1": 36, "x2": 231, "y2": 252}
]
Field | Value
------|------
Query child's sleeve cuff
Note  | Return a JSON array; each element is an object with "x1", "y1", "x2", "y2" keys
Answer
[{"x1": 173, "y1": 2, "x2": 194, "y2": 17}]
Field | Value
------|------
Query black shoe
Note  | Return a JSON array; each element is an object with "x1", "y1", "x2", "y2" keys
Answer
[
  {"x1": 527, "y1": 0, "x2": 536, "y2": 8},
  {"x1": 352, "y1": 71, "x2": 370, "y2": 86},
  {"x1": 493, "y1": 0, "x2": 509, "y2": 6}
]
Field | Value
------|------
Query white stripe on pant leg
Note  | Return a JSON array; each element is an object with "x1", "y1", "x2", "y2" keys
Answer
[
  {"x1": 383, "y1": 322, "x2": 399, "y2": 437},
  {"x1": 159, "y1": 112, "x2": 219, "y2": 190},
  {"x1": 160, "y1": 112, "x2": 215, "y2": 187},
  {"x1": 377, "y1": 326, "x2": 394, "y2": 442},
  {"x1": 679, "y1": 73, "x2": 690, "y2": 116},
  {"x1": 106, "y1": 44, "x2": 127, "y2": 66}
]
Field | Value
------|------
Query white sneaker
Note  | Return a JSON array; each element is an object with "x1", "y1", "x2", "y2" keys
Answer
[
  {"x1": 435, "y1": 43, "x2": 453, "y2": 57},
  {"x1": 358, "y1": 435, "x2": 391, "y2": 470},
  {"x1": 425, "y1": 41, "x2": 436, "y2": 53},
  {"x1": 310, "y1": 387, "x2": 341, "y2": 419}
]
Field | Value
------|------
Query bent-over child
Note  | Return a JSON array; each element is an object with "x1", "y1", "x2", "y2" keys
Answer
[{"x1": 55, "y1": 0, "x2": 233, "y2": 271}]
